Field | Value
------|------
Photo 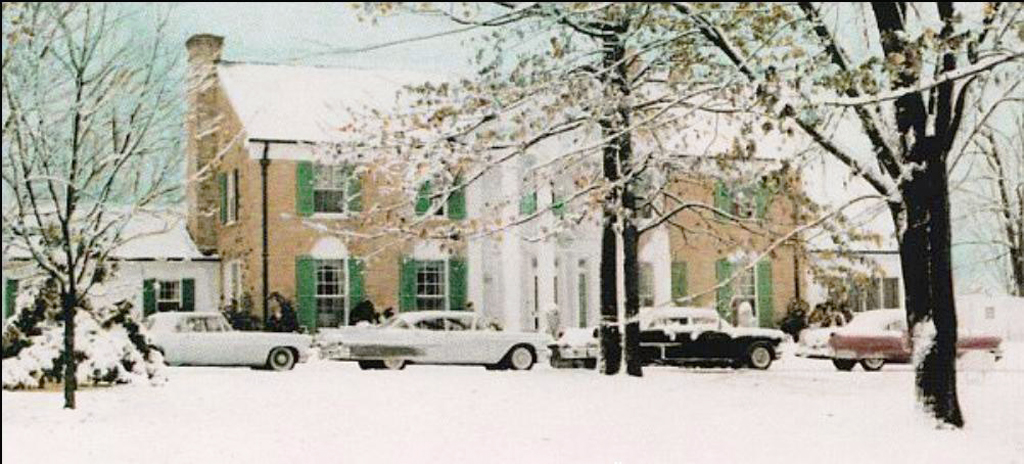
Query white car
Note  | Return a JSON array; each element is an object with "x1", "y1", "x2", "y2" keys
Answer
[
  {"x1": 317, "y1": 311, "x2": 553, "y2": 370},
  {"x1": 146, "y1": 312, "x2": 313, "y2": 371}
]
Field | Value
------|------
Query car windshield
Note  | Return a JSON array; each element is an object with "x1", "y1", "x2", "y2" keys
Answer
[
  {"x1": 847, "y1": 311, "x2": 903, "y2": 330},
  {"x1": 381, "y1": 317, "x2": 410, "y2": 329}
]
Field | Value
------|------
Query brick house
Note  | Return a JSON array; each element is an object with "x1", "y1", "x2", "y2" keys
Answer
[
  {"x1": 185, "y1": 34, "x2": 804, "y2": 332},
  {"x1": 186, "y1": 34, "x2": 476, "y2": 331}
]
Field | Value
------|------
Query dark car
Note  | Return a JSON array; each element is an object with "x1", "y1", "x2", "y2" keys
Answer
[{"x1": 551, "y1": 307, "x2": 790, "y2": 370}]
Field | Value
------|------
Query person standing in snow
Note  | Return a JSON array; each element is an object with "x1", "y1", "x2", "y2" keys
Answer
[
  {"x1": 543, "y1": 303, "x2": 561, "y2": 338},
  {"x1": 736, "y1": 300, "x2": 755, "y2": 327}
]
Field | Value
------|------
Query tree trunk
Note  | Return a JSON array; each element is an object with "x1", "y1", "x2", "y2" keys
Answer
[
  {"x1": 62, "y1": 288, "x2": 77, "y2": 409},
  {"x1": 599, "y1": 220, "x2": 622, "y2": 375},
  {"x1": 893, "y1": 145, "x2": 963, "y2": 427},
  {"x1": 622, "y1": 216, "x2": 642, "y2": 376}
]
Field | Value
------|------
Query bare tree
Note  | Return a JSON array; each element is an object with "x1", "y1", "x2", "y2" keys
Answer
[
  {"x1": 671, "y1": 2, "x2": 1022, "y2": 427},
  {"x1": 2, "y1": 3, "x2": 182, "y2": 409},
  {"x1": 955, "y1": 115, "x2": 1024, "y2": 296},
  {"x1": 333, "y1": 3, "x2": 866, "y2": 377}
]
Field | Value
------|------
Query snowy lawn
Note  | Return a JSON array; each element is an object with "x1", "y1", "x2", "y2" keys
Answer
[{"x1": 4, "y1": 345, "x2": 1023, "y2": 464}]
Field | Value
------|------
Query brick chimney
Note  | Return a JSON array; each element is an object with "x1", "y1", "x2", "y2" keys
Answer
[{"x1": 185, "y1": 34, "x2": 224, "y2": 255}]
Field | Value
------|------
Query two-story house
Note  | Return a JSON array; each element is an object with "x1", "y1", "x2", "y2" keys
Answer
[{"x1": 185, "y1": 34, "x2": 805, "y2": 332}]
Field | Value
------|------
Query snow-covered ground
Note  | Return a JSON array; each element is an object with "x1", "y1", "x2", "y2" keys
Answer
[{"x1": 4, "y1": 345, "x2": 1023, "y2": 464}]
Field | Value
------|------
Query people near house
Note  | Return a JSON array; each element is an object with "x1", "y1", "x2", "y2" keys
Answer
[
  {"x1": 543, "y1": 303, "x2": 561, "y2": 338},
  {"x1": 736, "y1": 300, "x2": 755, "y2": 328},
  {"x1": 350, "y1": 300, "x2": 376, "y2": 326}
]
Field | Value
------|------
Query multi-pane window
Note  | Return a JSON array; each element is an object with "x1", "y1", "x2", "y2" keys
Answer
[
  {"x1": 314, "y1": 165, "x2": 350, "y2": 214},
  {"x1": 734, "y1": 266, "x2": 757, "y2": 317},
  {"x1": 226, "y1": 170, "x2": 239, "y2": 223},
  {"x1": 732, "y1": 186, "x2": 757, "y2": 219},
  {"x1": 847, "y1": 277, "x2": 901, "y2": 311},
  {"x1": 315, "y1": 260, "x2": 347, "y2": 327},
  {"x1": 639, "y1": 262, "x2": 655, "y2": 307},
  {"x1": 157, "y1": 280, "x2": 182, "y2": 312},
  {"x1": 225, "y1": 260, "x2": 243, "y2": 305},
  {"x1": 882, "y1": 278, "x2": 900, "y2": 309},
  {"x1": 415, "y1": 260, "x2": 446, "y2": 311}
]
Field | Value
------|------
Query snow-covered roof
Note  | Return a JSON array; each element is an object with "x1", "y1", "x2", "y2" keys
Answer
[
  {"x1": 217, "y1": 61, "x2": 442, "y2": 145},
  {"x1": 3, "y1": 210, "x2": 213, "y2": 262}
]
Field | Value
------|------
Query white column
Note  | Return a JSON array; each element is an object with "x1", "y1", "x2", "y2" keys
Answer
[
  {"x1": 499, "y1": 164, "x2": 524, "y2": 331},
  {"x1": 536, "y1": 183, "x2": 556, "y2": 333}
]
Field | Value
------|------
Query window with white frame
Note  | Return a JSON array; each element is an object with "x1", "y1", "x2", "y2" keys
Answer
[
  {"x1": 639, "y1": 262, "x2": 655, "y2": 307},
  {"x1": 225, "y1": 260, "x2": 242, "y2": 306},
  {"x1": 415, "y1": 260, "x2": 446, "y2": 311},
  {"x1": 315, "y1": 260, "x2": 347, "y2": 327},
  {"x1": 314, "y1": 165, "x2": 350, "y2": 214},
  {"x1": 157, "y1": 280, "x2": 182, "y2": 312},
  {"x1": 732, "y1": 185, "x2": 757, "y2": 220},
  {"x1": 226, "y1": 170, "x2": 239, "y2": 223},
  {"x1": 846, "y1": 277, "x2": 900, "y2": 311},
  {"x1": 733, "y1": 266, "x2": 757, "y2": 317}
]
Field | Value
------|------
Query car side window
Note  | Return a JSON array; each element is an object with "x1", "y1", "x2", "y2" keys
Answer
[
  {"x1": 445, "y1": 318, "x2": 470, "y2": 331},
  {"x1": 415, "y1": 318, "x2": 446, "y2": 331},
  {"x1": 205, "y1": 318, "x2": 228, "y2": 332},
  {"x1": 184, "y1": 317, "x2": 206, "y2": 333}
]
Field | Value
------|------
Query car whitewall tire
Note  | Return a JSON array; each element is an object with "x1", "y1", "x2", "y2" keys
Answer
[
  {"x1": 747, "y1": 344, "x2": 773, "y2": 370},
  {"x1": 382, "y1": 358, "x2": 406, "y2": 370},
  {"x1": 508, "y1": 346, "x2": 535, "y2": 371},
  {"x1": 860, "y1": 358, "x2": 885, "y2": 371},
  {"x1": 268, "y1": 347, "x2": 296, "y2": 371}
]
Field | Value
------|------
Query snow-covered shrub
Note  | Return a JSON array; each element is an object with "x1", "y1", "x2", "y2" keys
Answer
[{"x1": 2, "y1": 279, "x2": 166, "y2": 390}]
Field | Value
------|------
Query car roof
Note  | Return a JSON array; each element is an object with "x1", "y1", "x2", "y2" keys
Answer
[
  {"x1": 146, "y1": 312, "x2": 221, "y2": 322},
  {"x1": 398, "y1": 311, "x2": 477, "y2": 323},
  {"x1": 640, "y1": 307, "x2": 719, "y2": 320}
]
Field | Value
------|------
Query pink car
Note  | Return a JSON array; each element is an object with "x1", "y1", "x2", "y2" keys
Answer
[{"x1": 828, "y1": 309, "x2": 1003, "y2": 371}]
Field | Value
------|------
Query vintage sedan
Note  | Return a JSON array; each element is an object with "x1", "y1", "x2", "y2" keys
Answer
[
  {"x1": 825, "y1": 309, "x2": 1003, "y2": 371},
  {"x1": 317, "y1": 311, "x2": 553, "y2": 370},
  {"x1": 146, "y1": 312, "x2": 313, "y2": 371},
  {"x1": 551, "y1": 307, "x2": 789, "y2": 370}
]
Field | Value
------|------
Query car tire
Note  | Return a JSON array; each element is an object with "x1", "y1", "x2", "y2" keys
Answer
[
  {"x1": 860, "y1": 358, "x2": 885, "y2": 371},
  {"x1": 358, "y1": 360, "x2": 382, "y2": 370},
  {"x1": 381, "y1": 358, "x2": 406, "y2": 370},
  {"x1": 832, "y1": 359, "x2": 857, "y2": 371},
  {"x1": 746, "y1": 343, "x2": 774, "y2": 370},
  {"x1": 506, "y1": 345, "x2": 536, "y2": 371},
  {"x1": 267, "y1": 347, "x2": 297, "y2": 371}
]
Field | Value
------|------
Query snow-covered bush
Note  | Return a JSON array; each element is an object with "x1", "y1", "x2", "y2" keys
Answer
[{"x1": 2, "y1": 279, "x2": 166, "y2": 390}]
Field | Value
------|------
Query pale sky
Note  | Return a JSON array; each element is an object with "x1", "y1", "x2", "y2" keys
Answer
[{"x1": 166, "y1": 2, "x2": 479, "y2": 75}]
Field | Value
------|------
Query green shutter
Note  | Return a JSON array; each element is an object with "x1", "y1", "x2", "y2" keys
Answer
[
  {"x1": 5, "y1": 279, "x2": 19, "y2": 319},
  {"x1": 399, "y1": 257, "x2": 417, "y2": 311},
  {"x1": 713, "y1": 180, "x2": 732, "y2": 220},
  {"x1": 578, "y1": 273, "x2": 588, "y2": 328},
  {"x1": 295, "y1": 256, "x2": 316, "y2": 330},
  {"x1": 756, "y1": 260, "x2": 774, "y2": 328},
  {"x1": 715, "y1": 259, "x2": 733, "y2": 319},
  {"x1": 671, "y1": 261, "x2": 688, "y2": 304},
  {"x1": 296, "y1": 161, "x2": 315, "y2": 217},
  {"x1": 551, "y1": 194, "x2": 566, "y2": 218},
  {"x1": 233, "y1": 169, "x2": 240, "y2": 220},
  {"x1": 347, "y1": 168, "x2": 363, "y2": 213},
  {"x1": 519, "y1": 191, "x2": 537, "y2": 215},
  {"x1": 348, "y1": 258, "x2": 365, "y2": 313},
  {"x1": 143, "y1": 279, "x2": 156, "y2": 316},
  {"x1": 755, "y1": 181, "x2": 769, "y2": 219},
  {"x1": 447, "y1": 179, "x2": 466, "y2": 220},
  {"x1": 448, "y1": 258, "x2": 467, "y2": 311},
  {"x1": 219, "y1": 172, "x2": 228, "y2": 224},
  {"x1": 181, "y1": 278, "x2": 196, "y2": 312},
  {"x1": 415, "y1": 181, "x2": 431, "y2": 215}
]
